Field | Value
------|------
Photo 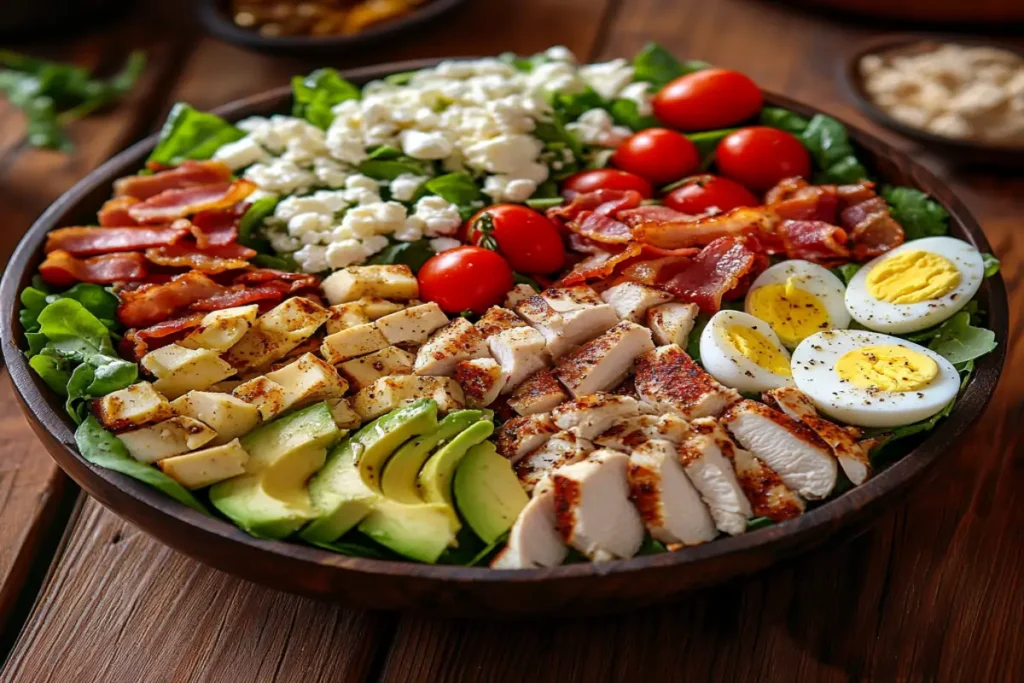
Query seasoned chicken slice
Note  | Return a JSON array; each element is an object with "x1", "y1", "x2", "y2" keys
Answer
[
  {"x1": 488, "y1": 326, "x2": 549, "y2": 392},
  {"x1": 628, "y1": 439, "x2": 717, "y2": 547},
  {"x1": 721, "y1": 400, "x2": 837, "y2": 500},
  {"x1": 454, "y1": 357, "x2": 507, "y2": 408},
  {"x1": 646, "y1": 302, "x2": 699, "y2": 347},
  {"x1": 503, "y1": 283, "x2": 538, "y2": 309},
  {"x1": 634, "y1": 344, "x2": 741, "y2": 419},
  {"x1": 554, "y1": 321, "x2": 655, "y2": 398},
  {"x1": 515, "y1": 293, "x2": 619, "y2": 360},
  {"x1": 515, "y1": 428, "x2": 594, "y2": 494},
  {"x1": 763, "y1": 387, "x2": 872, "y2": 485},
  {"x1": 414, "y1": 318, "x2": 490, "y2": 376},
  {"x1": 595, "y1": 413, "x2": 691, "y2": 451},
  {"x1": 553, "y1": 449, "x2": 645, "y2": 562},
  {"x1": 600, "y1": 282, "x2": 674, "y2": 323},
  {"x1": 550, "y1": 393, "x2": 642, "y2": 440},
  {"x1": 325, "y1": 298, "x2": 405, "y2": 335},
  {"x1": 679, "y1": 418, "x2": 753, "y2": 536},
  {"x1": 475, "y1": 306, "x2": 527, "y2": 339},
  {"x1": 507, "y1": 369, "x2": 568, "y2": 416},
  {"x1": 491, "y1": 479, "x2": 566, "y2": 569},
  {"x1": 729, "y1": 444, "x2": 805, "y2": 522},
  {"x1": 375, "y1": 302, "x2": 448, "y2": 345},
  {"x1": 496, "y1": 413, "x2": 558, "y2": 464}
]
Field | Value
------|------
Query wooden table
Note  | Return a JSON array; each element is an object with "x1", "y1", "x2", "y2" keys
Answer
[{"x1": 0, "y1": 1, "x2": 1021, "y2": 680}]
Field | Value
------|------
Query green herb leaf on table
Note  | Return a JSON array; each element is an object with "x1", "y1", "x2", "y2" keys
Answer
[
  {"x1": 292, "y1": 68, "x2": 360, "y2": 130},
  {"x1": 632, "y1": 42, "x2": 708, "y2": 87},
  {"x1": 881, "y1": 186, "x2": 950, "y2": 240},
  {"x1": 368, "y1": 239, "x2": 435, "y2": 272},
  {"x1": 982, "y1": 252, "x2": 1000, "y2": 278},
  {"x1": 512, "y1": 272, "x2": 542, "y2": 291},
  {"x1": 148, "y1": 102, "x2": 245, "y2": 166}
]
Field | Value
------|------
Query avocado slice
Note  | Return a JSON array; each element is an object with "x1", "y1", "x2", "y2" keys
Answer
[
  {"x1": 358, "y1": 499, "x2": 460, "y2": 564},
  {"x1": 355, "y1": 399, "x2": 438, "y2": 491},
  {"x1": 210, "y1": 402, "x2": 340, "y2": 539},
  {"x1": 417, "y1": 420, "x2": 494, "y2": 507},
  {"x1": 453, "y1": 441, "x2": 529, "y2": 544},
  {"x1": 380, "y1": 410, "x2": 484, "y2": 504}
]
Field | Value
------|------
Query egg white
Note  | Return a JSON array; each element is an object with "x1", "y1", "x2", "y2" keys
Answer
[
  {"x1": 845, "y1": 236, "x2": 983, "y2": 334},
  {"x1": 744, "y1": 259, "x2": 851, "y2": 346},
  {"x1": 791, "y1": 329, "x2": 960, "y2": 428},
  {"x1": 699, "y1": 310, "x2": 794, "y2": 393}
]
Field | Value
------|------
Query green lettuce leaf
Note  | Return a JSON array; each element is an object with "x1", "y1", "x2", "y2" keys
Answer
[
  {"x1": 148, "y1": 102, "x2": 245, "y2": 166},
  {"x1": 685, "y1": 128, "x2": 739, "y2": 167},
  {"x1": 759, "y1": 107, "x2": 809, "y2": 135},
  {"x1": 632, "y1": 42, "x2": 708, "y2": 87},
  {"x1": 881, "y1": 186, "x2": 949, "y2": 240},
  {"x1": 982, "y1": 253, "x2": 1000, "y2": 278},
  {"x1": 368, "y1": 239, "x2": 435, "y2": 272},
  {"x1": 357, "y1": 158, "x2": 428, "y2": 180},
  {"x1": 28, "y1": 354, "x2": 72, "y2": 395},
  {"x1": 423, "y1": 172, "x2": 483, "y2": 210},
  {"x1": 291, "y1": 68, "x2": 360, "y2": 130},
  {"x1": 609, "y1": 97, "x2": 658, "y2": 131},
  {"x1": 237, "y1": 195, "x2": 279, "y2": 251},
  {"x1": 926, "y1": 312, "x2": 997, "y2": 365},
  {"x1": 799, "y1": 114, "x2": 869, "y2": 184},
  {"x1": 832, "y1": 263, "x2": 862, "y2": 286}
]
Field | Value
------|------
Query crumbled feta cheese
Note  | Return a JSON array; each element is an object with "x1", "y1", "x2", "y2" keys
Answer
[
  {"x1": 288, "y1": 212, "x2": 332, "y2": 237},
  {"x1": 413, "y1": 196, "x2": 462, "y2": 237},
  {"x1": 429, "y1": 237, "x2": 462, "y2": 253},
  {"x1": 394, "y1": 217, "x2": 425, "y2": 242},
  {"x1": 325, "y1": 239, "x2": 367, "y2": 269},
  {"x1": 212, "y1": 136, "x2": 269, "y2": 171},
  {"x1": 293, "y1": 244, "x2": 328, "y2": 273},
  {"x1": 618, "y1": 82, "x2": 654, "y2": 116},
  {"x1": 390, "y1": 173, "x2": 427, "y2": 202},
  {"x1": 400, "y1": 129, "x2": 454, "y2": 160},
  {"x1": 313, "y1": 158, "x2": 348, "y2": 188},
  {"x1": 274, "y1": 195, "x2": 333, "y2": 222},
  {"x1": 270, "y1": 232, "x2": 300, "y2": 253},
  {"x1": 309, "y1": 189, "x2": 349, "y2": 213},
  {"x1": 578, "y1": 59, "x2": 635, "y2": 100},
  {"x1": 244, "y1": 160, "x2": 316, "y2": 195},
  {"x1": 566, "y1": 108, "x2": 633, "y2": 148},
  {"x1": 341, "y1": 201, "x2": 408, "y2": 238},
  {"x1": 482, "y1": 175, "x2": 537, "y2": 203},
  {"x1": 545, "y1": 46, "x2": 577, "y2": 63}
]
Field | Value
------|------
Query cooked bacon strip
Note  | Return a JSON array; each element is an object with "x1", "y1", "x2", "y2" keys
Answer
[
  {"x1": 145, "y1": 243, "x2": 256, "y2": 273},
  {"x1": 616, "y1": 250, "x2": 700, "y2": 286},
  {"x1": 127, "y1": 180, "x2": 256, "y2": 224},
  {"x1": 621, "y1": 205, "x2": 781, "y2": 249},
  {"x1": 560, "y1": 243, "x2": 644, "y2": 286},
  {"x1": 569, "y1": 211, "x2": 634, "y2": 244},
  {"x1": 836, "y1": 181, "x2": 878, "y2": 207},
  {"x1": 233, "y1": 268, "x2": 319, "y2": 292},
  {"x1": 45, "y1": 225, "x2": 191, "y2": 256},
  {"x1": 839, "y1": 196, "x2": 904, "y2": 261},
  {"x1": 39, "y1": 250, "x2": 147, "y2": 288},
  {"x1": 188, "y1": 205, "x2": 244, "y2": 248},
  {"x1": 117, "y1": 271, "x2": 227, "y2": 328},
  {"x1": 98, "y1": 197, "x2": 140, "y2": 227},
  {"x1": 765, "y1": 177, "x2": 839, "y2": 222},
  {"x1": 120, "y1": 313, "x2": 205, "y2": 361},
  {"x1": 188, "y1": 285, "x2": 285, "y2": 312},
  {"x1": 777, "y1": 220, "x2": 851, "y2": 265},
  {"x1": 663, "y1": 237, "x2": 761, "y2": 313},
  {"x1": 548, "y1": 189, "x2": 643, "y2": 224},
  {"x1": 113, "y1": 160, "x2": 233, "y2": 200}
]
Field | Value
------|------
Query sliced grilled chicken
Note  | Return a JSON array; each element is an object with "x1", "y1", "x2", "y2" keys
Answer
[
  {"x1": 475, "y1": 306, "x2": 527, "y2": 339},
  {"x1": 595, "y1": 413, "x2": 691, "y2": 451},
  {"x1": 634, "y1": 344, "x2": 740, "y2": 419},
  {"x1": 720, "y1": 400, "x2": 837, "y2": 500},
  {"x1": 515, "y1": 291, "x2": 619, "y2": 360},
  {"x1": 646, "y1": 302, "x2": 699, "y2": 347},
  {"x1": 679, "y1": 418, "x2": 753, "y2": 536},
  {"x1": 728, "y1": 445, "x2": 805, "y2": 522},
  {"x1": 554, "y1": 321, "x2": 655, "y2": 398},
  {"x1": 503, "y1": 283, "x2": 538, "y2": 310},
  {"x1": 413, "y1": 317, "x2": 490, "y2": 376},
  {"x1": 763, "y1": 386, "x2": 872, "y2": 485},
  {"x1": 552, "y1": 449, "x2": 645, "y2": 562},
  {"x1": 454, "y1": 358, "x2": 507, "y2": 408},
  {"x1": 550, "y1": 393, "x2": 642, "y2": 440},
  {"x1": 496, "y1": 413, "x2": 558, "y2": 465},
  {"x1": 515, "y1": 428, "x2": 594, "y2": 494},
  {"x1": 491, "y1": 479, "x2": 567, "y2": 569},
  {"x1": 488, "y1": 326, "x2": 550, "y2": 392},
  {"x1": 628, "y1": 439, "x2": 717, "y2": 547},
  {"x1": 541, "y1": 285, "x2": 605, "y2": 311},
  {"x1": 507, "y1": 368, "x2": 569, "y2": 416},
  {"x1": 600, "y1": 282, "x2": 674, "y2": 323}
]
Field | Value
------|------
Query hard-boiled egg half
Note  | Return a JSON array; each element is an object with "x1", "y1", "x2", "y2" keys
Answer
[
  {"x1": 845, "y1": 236, "x2": 983, "y2": 334},
  {"x1": 700, "y1": 310, "x2": 794, "y2": 392},
  {"x1": 791, "y1": 329, "x2": 960, "y2": 428},
  {"x1": 745, "y1": 260, "x2": 851, "y2": 348}
]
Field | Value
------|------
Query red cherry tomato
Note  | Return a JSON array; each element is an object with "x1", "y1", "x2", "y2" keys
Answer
[
  {"x1": 610, "y1": 128, "x2": 700, "y2": 186},
  {"x1": 463, "y1": 205, "x2": 565, "y2": 275},
  {"x1": 653, "y1": 69, "x2": 763, "y2": 131},
  {"x1": 663, "y1": 174, "x2": 760, "y2": 214},
  {"x1": 418, "y1": 246, "x2": 514, "y2": 315},
  {"x1": 715, "y1": 127, "x2": 811, "y2": 192},
  {"x1": 562, "y1": 169, "x2": 654, "y2": 198}
]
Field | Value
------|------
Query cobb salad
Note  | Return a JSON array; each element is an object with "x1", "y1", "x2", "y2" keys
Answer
[{"x1": 18, "y1": 44, "x2": 1000, "y2": 568}]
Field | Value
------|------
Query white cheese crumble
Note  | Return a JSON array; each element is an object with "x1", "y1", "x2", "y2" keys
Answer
[{"x1": 566, "y1": 108, "x2": 633, "y2": 148}]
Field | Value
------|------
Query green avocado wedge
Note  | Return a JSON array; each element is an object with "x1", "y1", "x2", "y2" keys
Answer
[
  {"x1": 454, "y1": 442, "x2": 529, "y2": 544},
  {"x1": 417, "y1": 420, "x2": 495, "y2": 507},
  {"x1": 380, "y1": 410, "x2": 484, "y2": 504},
  {"x1": 358, "y1": 499, "x2": 460, "y2": 564},
  {"x1": 355, "y1": 399, "x2": 438, "y2": 490}
]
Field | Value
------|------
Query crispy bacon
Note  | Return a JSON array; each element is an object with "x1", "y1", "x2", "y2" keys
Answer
[
  {"x1": 621, "y1": 205, "x2": 781, "y2": 249},
  {"x1": 98, "y1": 197, "x2": 140, "y2": 226},
  {"x1": 39, "y1": 250, "x2": 148, "y2": 288},
  {"x1": 560, "y1": 243, "x2": 644, "y2": 286},
  {"x1": 188, "y1": 205, "x2": 244, "y2": 248},
  {"x1": 663, "y1": 237, "x2": 761, "y2": 313},
  {"x1": 765, "y1": 177, "x2": 839, "y2": 222},
  {"x1": 836, "y1": 181, "x2": 878, "y2": 207},
  {"x1": 145, "y1": 243, "x2": 256, "y2": 273},
  {"x1": 233, "y1": 268, "x2": 319, "y2": 293},
  {"x1": 127, "y1": 180, "x2": 256, "y2": 224},
  {"x1": 120, "y1": 313, "x2": 205, "y2": 361},
  {"x1": 188, "y1": 285, "x2": 285, "y2": 312},
  {"x1": 839, "y1": 196, "x2": 904, "y2": 261},
  {"x1": 569, "y1": 211, "x2": 634, "y2": 244},
  {"x1": 45, "y1": 225, "x2": 191, "y2": 256},
  {"x1": 777, "y1": 220, "x2": 851, "y2": 265},
  {"x1": 117, "y1": 271, "x2": 227, "y2": 328},
  {"x1": 548, "y1": 189, "x2": 643, "y2": 224},
  {"x1": 113, "y1": 160, "x2": 233, "y2": 200}
]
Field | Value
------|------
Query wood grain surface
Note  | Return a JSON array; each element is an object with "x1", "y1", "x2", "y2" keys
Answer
[{"x1": 1, "y1": 0, "x2": 1022, "y2": 680}]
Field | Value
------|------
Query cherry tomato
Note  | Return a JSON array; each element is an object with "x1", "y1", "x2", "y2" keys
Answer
[
  {"x1": 663, "y1": 174, "x2": 760, "y2": 214},
  {"x1": 652, "y1": 69, "x2": 763, "y2": 131},
  {"x1": 610, "y1": 128, "x2": 700, "y2": 186},
  {"x1": 715, "y1": 126, "x2": 812, "y2": 192},
  {"x1": 463, "y1": 205, "x2": 565, "y2": 274},
  {"x1": 418, "y1": 246, "x2": 514, "y2": 315},
  {"x1": 562, "y1": 169, "x2": 653, "y2": 198}
]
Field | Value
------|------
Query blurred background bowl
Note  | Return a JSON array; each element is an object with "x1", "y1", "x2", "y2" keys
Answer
[{"x1": 783, "y1": 0, "x2": 1024, "y2": 24}]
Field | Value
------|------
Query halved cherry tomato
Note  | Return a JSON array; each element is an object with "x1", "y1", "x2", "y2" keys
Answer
[
  {"x1": 418, "y1": 246, "x2": 514, "y2": 314},
  {"x1": 463, "y1": 204, "x2": 565, "y2": 274},
  {"x1": 653, "y1": 69, "x2": 763, "y2": 131},
  {"x1": 663, "y1": 174, "x2": 760, "y2": 214},
  {"x1": 715, "y1": 126, "x2": 811, "y2": 192},
  {"x1": 610, "y1": 128, "x2": 700, "y2": 186},
  {"x1": 562, "y1": 169, "x2": 653, "y2": 198}
]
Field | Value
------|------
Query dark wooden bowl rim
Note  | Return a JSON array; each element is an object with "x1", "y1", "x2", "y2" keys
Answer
[{"x1": 0, "y1": 58, "x2": 1008, "y2": 594}]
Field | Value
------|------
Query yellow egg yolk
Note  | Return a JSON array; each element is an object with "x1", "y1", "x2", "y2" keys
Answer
[
  {"x1": 866, "y1": 250, "x2": 961, "y2": 304},
  {"x1": 726, "y1": 324, "x2": 792, "y2": 377},
  {"x1": 836, "y1": 345, "x2": 938, "y2": 392},
  {"x1": 747, "y1": 278, "x2": 830, "y2": 347}
]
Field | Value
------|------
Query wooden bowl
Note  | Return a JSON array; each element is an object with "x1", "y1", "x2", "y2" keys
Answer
[
  {"x1": 0, "y1": 59, "x2": 1008, "y2": 617},
  {"x1": 196, "y1": 0, "x2": 468, "y2": 56},
  {"x1": 841, "y1": 35, "x2": 1024, "y2": 168},
  {"x1": 780, "y1": 0, "x2": 1024, "y2": 24}
]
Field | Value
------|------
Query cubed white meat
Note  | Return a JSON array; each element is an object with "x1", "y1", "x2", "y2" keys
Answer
[
  {"x1": 646, "y1": 302, "x2": 699, "y2": 347},
  {"x1": 413, "y1": 318, "x2": 490, "y2": 376},
  {"x1": 550, "y1": 393, "x2": 642, "y2": 440},
  {"x1": 628, "y1": 439, "x2": 717, "y2": 546},
  {"x1": 507, "y1": 369, "x2": 568, "y2": 416},
  {"x1": 541, "y1": 285, "x2": 605, "y2": 312},
  {"x1": 339, "y1": 346, "x2": 415, "y2": 389},
  {"x1": 554, "y1": 321, "x2": 654, "y2": 398},
  {"x1": 453, "y1": 357, "x2": 507, "y2": 408},
  {"x1": 634, "y1": 344, "x2": 741, "y2": 419},
  {"x1": 475, "y1": 306, "x2": 526, "y2": 339},
  {"x1": 495, "y1": 413, "x2": 558, "y2": 464},
  {"x1": 352, "y1": 375, "x2": 465, "y2": 421},
  {"x1": 503, "y1": 283, "x2": 538, "y2": 309},
  {"x1": 678, "y1": 418, "x2": 753, "y2": 536},
  {"x1": 600, "y1": 282, "x2": 674, "y2": 323},
  {"x1": 488, "y1": 326, "x2": 549, "y2": 392},
  {"x1": 375, "y1": 302, "x2": 448, "y2": 345}
]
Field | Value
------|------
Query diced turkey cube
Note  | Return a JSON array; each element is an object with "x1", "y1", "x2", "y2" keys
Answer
[
  {"x1": 646, "y1": 302, "x2": 699, "y2": 347},
  {"x1": 158, "y1": 439, "x2": 249, "y2": 489},
  {"x1": 339, "y1": 346, "x2": 415, "y2": 389},
  {"x1": 634, "y1": 344, "x2": 740, "y2": 419},
  {"x1": 326, "y1": 398, "x2": 362, "y2": 429},
  {"x1": 594, "y1": 413, "x2": 691, "y2": 451},
  {"x1": 413, "y1": 318, "x2": 490, "y2": 376},
  {"x1": 495, "y1": 413, "x2": 557, "y2": 465},
  {"x1": 321, "y1": 265, "x2": 419, "y2": 304},
  {"x1": 232, "y1": 376, "x2": 289, "y2": 421},
  {"x1": 224, "y1": 297, "x2": 329, "y2": 372},
  {"x1": 321, "y1": 322, "x2": 390, "y2": 364},
  {"x1": 453, "y1": 357, "x2": 507, "y2": 408},
  {"x1": 516, "y1": 295, "x2": 619, "y2": 360},
  {"x1": 179, "y1": 304, "x2": 259, "y2": 352},
  {"x1": 94, "y1": 381, "x2": 173, "y2": 431},
  {"x1": 507, "y1": 369, "x2": 568, "y2": 416},
  {"x1": 628, "y1": 439, "x2": 717, "y2": 547},
  {"x1": 265, "y1": 352, "x2": 349, "y2": 406},
  {"x1": 600, "y1": 282, "x2": 673, "y2": 323},
  {"x1": 552, "y1": 449, "x2": 645, "y2": 562},
  {"x1": 170, "y1": 391, "x2": 261, "y2": 446},
  {"x1": 491, "y1": 479, "x2": 566, "y2": 569},
  {"x1": 515, "y1": 428, "x2": 594, "y2": 494},
  {"x1": 142, "y1": 344, "x2": 236, "y2": 400},
  {"x1": 554, "y1": 321, "x2": 654, "y2": 398},
  {"x1": 118, "y1": 416, "x2": 217, "y2": 464},
  {"x1": 488, "y1": 326, "x2": 549, "y2": 391},
  {"x1": 352, "y1": 375, "x2": 465, "y2": 421},
  {"x1": 503, "y1": 283, "x2": 538, "y2": 309},
  {"x1": 475, "y1": 306, "x2": 526, "y2": 338},
  {"x1": 325, "y1": 302, "x2": 371, "y2": 334},
  {"x1": 678, "y1": 418, "x2": 753, "y2": 536},
  {"x1": 550, "y1": 393, "x2": 642, "y2": 440},
  {"x1": 541, "y1": 285, "x2": 604, "y2": 312},
  {"x1": 375, "y1": 302, "x2": 448, "y2": 345}
]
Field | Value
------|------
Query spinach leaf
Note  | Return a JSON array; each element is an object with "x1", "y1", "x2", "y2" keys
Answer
[
  {"x1": 982, "y1": 253, "x2": 1000, "y2": 278},
  {"x1": 424, "y1": 172, "x2": 482, "y2": 207},
  {"x1": 251, "y1": 253, "x2": 297, "y2": 271},
  {"x1": 512, "y1": 272, "x2": 542, "y2": 291},
  {"x1": 881, "y1": 186, "x2": 949, "y2": 240},
  {"x1": 833, "y1": 263, "x2": 862, "y2": 286},
  {"x1": 366, "y1": 144, "x2": 403, "y2": 160},
  {"x1": 637, "y1": 536, "x2": 668, "y2": 555},
  {"x1": 368, "y1": 239, "x2": 435, "y2": 272},
  {"x1": 291, "y1": 68, "x2": 360, "y2": 130},
  {"x1": 526, "y1": 197, "x2": 564, "y2": 210},
  {"x1": 759, "y1": 107, "x2": 809, "y2": 135},
  {"x1": 686, "y1": 314, "x2": 711, "y2": 363},
  {"x1": 148, "y1": 102, "x2": 245, "y2": 166},
  {"x1": 47, "y1": 283, "x2": 119, "y2": 325},
  {"x1": 685, "y1": 128, "x2": 738, "y2": 166},
  {"x1": 29, "y1": 354, "x2": 72, "y2": 395},
  {"x1": 549, "y1": 86, "x2": 605, "y2": 123},
  {"x1": 75, "y1": 417, "x2": 210, "y2": 514},
  {"x1": 237, "y1": 195, "x2": 279, "y2": 251},
  {"x1": 632, "y1": 42, "x2": 708, "y2": 87},
  {"x1": 799, "y1": 114, "x2": 869, "y2": 184},
  {"x1": 927, "y1": 312, "x2": 997, "y2": 365},
  {"x1": 609, "y1": 97, "x2": 658, "y2": 131},
  {"x1": 357, "y1": 158, "x2": 428, "y2": 180},
  {"x1": 65, "y1": 363, "x2": 95, "y2": 424}
]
